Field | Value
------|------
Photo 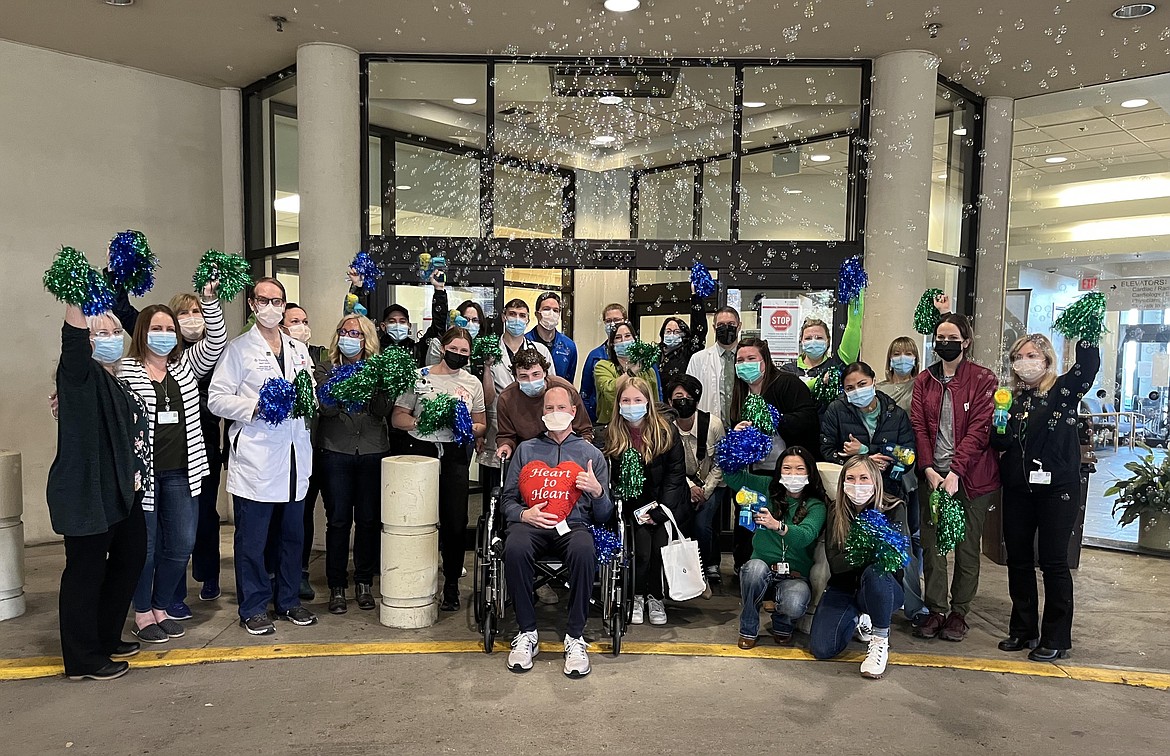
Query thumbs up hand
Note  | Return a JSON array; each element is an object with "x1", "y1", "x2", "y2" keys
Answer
[{"x1": 576, "y1": 459, "x2": 603, "y2": 497}]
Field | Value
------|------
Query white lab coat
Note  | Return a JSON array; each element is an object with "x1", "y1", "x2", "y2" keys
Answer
[
  {"x1": 686, "y1": 343, "x2": 732, "y2": 419},
  {"x1": 208, "y1": 325, "x2": 315, "y2": 503}
]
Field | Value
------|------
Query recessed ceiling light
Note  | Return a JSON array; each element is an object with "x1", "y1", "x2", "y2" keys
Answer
[
  {"x1": 104, "y1": 0, "x2": 135, "y2": 6},
  {"x1": 598, "y1": 95, "x2": 624, "y2": 105},
  {"x1": 395, "y1": 185, "x2": 413, "y2": 191},
  {"x1": 937, "y1": 173, "x2": 948, "y2": 180},
  {"x1": 1045, "y1": 156, "x2": 1068, "y2": 164},
  {"x1": 589, "y1": 135, "x2": 617, "y2": 146},
  {"x1": 452, "y1": 97, "x2": 478, "y2": 105},
  {"x1": 809, "y1": 154, "x2": 832, "y2": 163},
  {"x1": 1122, "y1": 98, "x2": 1150, "y2": 108},
  {"x1": 743, "y1": 101, "x2": 767, "y2": 108},
  {"x1": 273, "y1": 194, "x2": 300, "y2": 213},
  {"x1": 783, "y1": 188, "x2": 804, "y2": 195},
  {"x1": 604, "y1": 0, "x2": 641, "y2": 11},
  {"x1": 953, "y1": 127, "x2": 968, "y2": 136},
  {"x1": 1112, "y1": 4, "x2": 1157, "y2": 20}
]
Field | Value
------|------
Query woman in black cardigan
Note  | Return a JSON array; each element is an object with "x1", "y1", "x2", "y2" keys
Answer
[
  {"x1": 992, "y1": 334, "x2": 1099, "y2": 661},
  {"x1": 47, "y1": 305, "x2": 151, "y2": 681},
  {"x1": 603, "y1": 374, "x2": 687, "y2": 627}
]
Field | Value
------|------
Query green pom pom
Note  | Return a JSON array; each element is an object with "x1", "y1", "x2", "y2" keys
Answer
[
  {"x1": 844, "y1": 509, "x2": 910, "y2": 573},
  {"x1": 811, "y1": 366, "x2": 842, "y2": 407},
  {"x1": 471, "y1": 335, "x2": 502, "y2": 365},
  {"x1": 417, "y1": 393, "x2": 458, "y2": 436},
  {"x1": 1053, "y1": 291, "x2": 1107, "y2": 346},
  {"x1": 625, "y1": 340, "x2": 659, "y2": 369},
  {"x1": 617, "y1": 448, "x2": 645, "y2": 501},
  {"x1": 914, "y1": 288, "x2": 944, "y2": 335},
  {"x1": 930, "y1": 489, "x2": 967, "y2": 556},
  {"x1": 367, "y1": 346, "x2": 419, "y2": 400},
  {"x1": 44, "y1": 246, "x2": 116, "y2": 315},
  {"x1": 193, "y1": 249, "x2": 252, "y2": 302},
  {"x1": 742, "y1": 394, "x2": 779, "y2": 434},
  {"x1": 292, "y1": 369, "x2": 316, "y2": 419}
]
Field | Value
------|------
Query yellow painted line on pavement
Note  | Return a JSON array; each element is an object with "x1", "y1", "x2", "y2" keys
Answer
[{"x1": 2, "y1": 640, "x2": 1168, "y2": 690}]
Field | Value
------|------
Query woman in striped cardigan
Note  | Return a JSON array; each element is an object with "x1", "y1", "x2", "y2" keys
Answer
[{"x1": 120, "y1": 283, "x2": 226, "y2": 643}]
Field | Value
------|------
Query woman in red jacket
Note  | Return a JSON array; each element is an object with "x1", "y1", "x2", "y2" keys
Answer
[{"x1": 910, "y1": 313, "x2": 1000, "y2": 643}]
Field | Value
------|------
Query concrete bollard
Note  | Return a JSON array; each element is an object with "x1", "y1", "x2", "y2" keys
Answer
[
  {"x1": 0, "y1": 451, "x2": 26, "y2": 622},
  {"x1": 380, "y1": 455, "x2": 439, "y2": 629}
]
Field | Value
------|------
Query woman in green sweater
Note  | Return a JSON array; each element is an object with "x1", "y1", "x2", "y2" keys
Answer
[
  {"x1": 726, "y1": 446, "x2": 827, "y2": 648},
  {"x1": 780, "y1": 293, "x2": 864, "y2": 413}
]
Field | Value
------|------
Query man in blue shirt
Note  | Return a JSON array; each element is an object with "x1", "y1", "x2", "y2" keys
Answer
[
  {"x1": 580, "y1": 303, "x2": 628, "y2": 422},
  {"x1": 526, "y1": 292, "x2": 578, "y2": 383}
]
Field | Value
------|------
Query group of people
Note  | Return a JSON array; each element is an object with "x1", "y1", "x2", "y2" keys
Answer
[{"x1": 49, "y1": 264, "x2": 1099, "y2": 684}]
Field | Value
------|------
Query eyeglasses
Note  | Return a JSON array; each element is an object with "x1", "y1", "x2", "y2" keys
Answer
[
  {"x1": 337, "y1": 329, "x2": 364, "y2": 338},
  {"x1": 254, "y1": 296, "x2": 286, "y2": 307}
]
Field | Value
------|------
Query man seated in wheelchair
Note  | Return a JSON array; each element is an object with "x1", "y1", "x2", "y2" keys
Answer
[{"x1": 500, "y1": 385, "x2": 614, "y2": 678}]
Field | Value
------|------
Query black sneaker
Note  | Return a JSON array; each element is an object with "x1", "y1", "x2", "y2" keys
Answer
[
  {"x1": 199, "y1": 581, "x2": 221, "y2": 601},
  {"x1": 68, "y1": 661, "x2": 129, "y2": 681},
  {"x1": 133, "y1": 623, "x2": 169, "y2": 644},
  {"x1": 110, "y1": 641, "x2": 140, "y2": 659},
  {"x1": 277, "y1": 606, "x2": 319, "y2": 626},
  {"x1": 328, "y1": 587, "x2": 348, "y2": 615},
  {"x1": 240, "y1": 613, "x2": 276, "y2": 635},
  {"x1": 440, "y1": 583, "x2": 460, "y2": 612},
  {"x1": 355, "y1": 583, "x2": 376, "y2": 611},
  {"x1": 157, "y1": 618, "x2": 186, "y2": 638}
]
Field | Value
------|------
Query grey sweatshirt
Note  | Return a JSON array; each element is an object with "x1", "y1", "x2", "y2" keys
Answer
[{"x1": 502, "y1": 432, "x2": 615, "y2": 528}]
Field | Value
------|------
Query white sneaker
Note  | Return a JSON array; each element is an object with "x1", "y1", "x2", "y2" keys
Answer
[
  {"x1": 860, "y1": 636, "x2": 889, "y2": 679},
  {"x1": 563, "y1": 635, "x2": 591, "y2": 678},
  {"x1": 854, "y1": 613, "x2": 873, "y2": 642},
  {"x1": 536, "y1": 584, "x2": 559, "y2": 605},
  {"x1": 647, "y1": 596, "x2": 667, "y2": 626},
  {"x1": 507, "y1": 630, "x2": 539, "y2": 673},
  {"x1": 631, "y1": 595, "x2": 645, "y2": 625}
]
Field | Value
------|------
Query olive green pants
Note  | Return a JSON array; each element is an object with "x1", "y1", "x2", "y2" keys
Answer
[{"x1": 919, "y1": 478, "x2": 995, "y2": 616}]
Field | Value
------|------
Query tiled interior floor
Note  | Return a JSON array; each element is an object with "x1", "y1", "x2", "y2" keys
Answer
[{"x1": 1085, "y1": 444, "x2": 1166, "y2": 543}]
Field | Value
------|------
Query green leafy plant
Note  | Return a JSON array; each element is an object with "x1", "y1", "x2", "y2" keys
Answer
[{"x1": 1105, "y1": 444, "x2": 1170, "y2": 527}]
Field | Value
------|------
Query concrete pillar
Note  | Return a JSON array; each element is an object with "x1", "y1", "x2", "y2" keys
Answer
[
  {"x1": 0, "y1": 451, "x2": 26, "y2": 621},
  {"x1": 296, "y1": 43, "x2": 361, "y2": 338},
  {"x1": 860, "y1": 50, "x2": 940, "y2": 368},
  {"x1": 972, "y1": 96, "x2": 1015, "y2": 374},
  {"x1": 380, "y1": 455, "x2": 440, "y2": 628}
]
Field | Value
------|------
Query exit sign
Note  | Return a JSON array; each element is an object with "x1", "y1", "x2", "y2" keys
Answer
[{"x1": 1080, "y1": 277, "x2": 1098, "y2": 291}]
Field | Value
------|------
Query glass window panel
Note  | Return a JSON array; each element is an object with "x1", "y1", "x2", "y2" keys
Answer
[
  {"x1": 368, "y1": 62, "x2": 487, "y2": 148},
  {"x1": 368, "y1": 136, "x2": 381, "y2": 237},
  {"x1": 273, "y1": 113, "x2": 298, "y2": 245},
  {"x1": 701, "y1": 159, "x2": 731, "y2": 240},
  {"x1": 726, "y1": 288, "x2": 835, "y2": 362},
  {"x1": 493, "y1": 164, "x2": 569, "y2": 238},
  {"x1": 739, "y1": 136, "x2": 849, "y2": 241},
  {"x1": 256, "y1": 251, "x2": 301, "y2": 305},
  {"x1": 244, "y1": 74, "x2": 296, "y2": 252},
  {"x1": 636, "y1": 166, "x2": 697, "y2": 240},
  {"x1": 741, "y1": 66, "x2": 862, "y2": 147},
  {"x1": 574, "y1": 167, "x2": 631, "y2": 239},
  {"x1": 928, "y1": 85, "x2": 974, "y2": 257},
  {"x1": 394, "y1": 142, "x2": 481, "y2": 237}
]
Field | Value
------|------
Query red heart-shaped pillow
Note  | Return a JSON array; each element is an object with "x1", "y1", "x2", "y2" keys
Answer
[{"x1": 518, "y1": 460, "x2": 584, "y2": 523}]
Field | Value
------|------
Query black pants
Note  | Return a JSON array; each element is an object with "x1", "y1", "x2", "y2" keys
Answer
[
  {"x1": 504, "y1": 524, "x2": 596, "y2": 638},
  {"x1": 59, "y1": 504, "x2": 147, "y2": 676},
  {"x1": 320, "y1": 449, "x2": 383, "y2": 588},
  {"x1": 189, "y1": 450, "x2": 222, "y2": 589},
  {"x1": 1003, "y1": 483, "x2": 1078, "y2": 649},
  {"x1": 301, "y1": 448, "x2": 323, "y2": 573},
  {"x1": 418, "y1": 442, "x2": 471, "y2": 585},
  {"x1": 633, "y1": 521, "x2": 669, "y2": 599}
]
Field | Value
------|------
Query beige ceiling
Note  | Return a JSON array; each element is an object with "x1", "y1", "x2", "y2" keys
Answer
[{"x1": 1, "y1": 0, "x2": 1167, "y2": 97}]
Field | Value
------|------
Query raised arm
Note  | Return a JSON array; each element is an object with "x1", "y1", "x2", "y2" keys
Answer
[
  {"x1": 59, "y1": 306, "x2": 94, "y2": 386},
  {"x1": 837, "y1": 291, "x2": 864, "y2": 365},
  {"x1": 183, "y1": 289, "x2": 227, "y2": 378}
]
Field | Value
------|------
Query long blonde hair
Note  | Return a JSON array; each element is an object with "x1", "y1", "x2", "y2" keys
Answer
[
  {"x1": 328, "y1": 314, "x2": 380, "y2": 365},
  {"x1": 1008, "y1": 333, "x2": 1058, "y2": 395},
  {"x1": 829, "y1": 455, "x2": 898, "y2": 548},
  {"x1": 604, "y1": 374, "x2": 674, "y2": 463}
]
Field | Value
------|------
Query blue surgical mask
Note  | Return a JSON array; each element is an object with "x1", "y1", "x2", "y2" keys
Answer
[
  {"x1": 92, "y1": 335, "x2": 124, "y2": 364},
  {"x1": 505, "y1": 318, "x2": 527, "y2": 336},
  {"x1": 619, "y1": 403, "x2": 648, "y2": 424},
  {"x1": 339, "y1": 336, "x2": 363, "y2": 358},
  {"x1": 466, "y1": 321, "x2": 480, "y2": 338},
  {"x1": 614, "y1": 340, "x2": 633, "y2": 358},
  {"x1": 385, "y1": 323, "x2": 409, "y2": 341},
  {"x1": 147, "y1": 332, "x2": 177, "y2": 356},
  {"x1": 519, "y1": 378, "x2": 546, "y2": 397},
  {"x1": 735, "y1": 361, "x2": 762, "y2": 384},
  {"x1": 663, "y1": 332, "x2": 683, "y2": 348},
  {"x1": 802, "y1": 339, "x2": 828, "y2": 359},
  {"x1": 846, "y1": 384, "x2": 877, "y2": 408},
  {"x1": 890, "y1": 355, "x2": 915, "y2": 376}
]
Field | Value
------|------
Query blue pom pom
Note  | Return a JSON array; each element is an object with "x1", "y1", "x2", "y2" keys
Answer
[
  {"x1": 690, "y1": 261, "x2": 716, "y2": 299},
  {"x1": 714, "y1": 427, "x2": 773, "y2": 473},
  {"x1": 257, "y1": 377, "x2": 296, "y2": 426},
  {"x1": 350, "y1": 251, "x2": 383, "y2": 293},
  {"x1": 590, "y1": 526, "x2": 621, "y2": 563},
  {"x1": 453, "y1": 399, "x2": 474, "y2": 447},
  {"x1": 837, "y1": 255, "x2": 868, "y2": 305},
  {"x1": 83, "y1": 269, "x2": 117, "y2": 316},
  {"x1": 317, "y1": 361, "x2": 364, "y2": 411},
  {"x1": 107, "y1": 230, "x2": 159, "y2": 297}
]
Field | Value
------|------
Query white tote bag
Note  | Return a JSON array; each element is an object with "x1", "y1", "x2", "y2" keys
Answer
[{"x1": 658, "y1": 507, "x2": 707, "y2": 601}]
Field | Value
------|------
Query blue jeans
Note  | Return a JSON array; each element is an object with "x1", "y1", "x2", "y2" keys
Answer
[
  {"x1": 901, "y1": 488, "x2": 927, "y2": 620},
  {"x1": 133, "y1": 470, "x2": 197, "y2": 613},
  {"x1": 738, "y1": 558, "x2": 811, "y2": 638},
  {"x1": 234, "y1": 496, "x2": 305, "y2": 619},
  {"x1": 810, "y1": 565, "x2": 905, "y2": 660},
  {"x1": 691, "y1": 488, "x2": 724, "y2": 570}
]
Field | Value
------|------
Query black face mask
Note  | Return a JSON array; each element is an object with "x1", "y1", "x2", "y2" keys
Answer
[
  {"x1": 671, "y1": 397, "x2": 698, "y2": 419},
  {"x1": 934, "y1": 340, "x2": 964, "y2": 362},
  {"x1": 715, "y1": 323, "x2": 738, "y2": 346},
  {"x1": 443, "y1": 351, "x2": 470, "y2": 370}
]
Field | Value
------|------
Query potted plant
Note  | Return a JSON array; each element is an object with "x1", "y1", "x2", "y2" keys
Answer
[{"x1": 1106, "y1": 444, "x2": 1170, "y2": 553}]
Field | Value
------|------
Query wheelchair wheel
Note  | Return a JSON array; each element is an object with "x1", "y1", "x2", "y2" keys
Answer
[
  {"x1": 610, "y1": 578, "x2": 624, "y2": 657},
  {"x1": 483, "y1": 602, "x2": 497, "y2": 654},
  {"x1": 473, "y1": 515, "x2": 489, "y2": 629}
]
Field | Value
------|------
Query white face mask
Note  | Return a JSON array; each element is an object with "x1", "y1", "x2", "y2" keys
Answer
[
  {"x1": 542, "y1": 411, "x2": 574, "y2": 432},
  {"x1": 780, "y1": 474, "x2": 808, "y2": 494},
  {"x1": 178, "y1": 316, "x2": 205, "y2": 341},
  {"x1": 844, "y1": 482, "x2": 876, "y2": 506},
  {"x1": 286, "y1": 323, "x2": 311, "y2": 344},
  {"x1": 1013, "y1": 358, "x2": 1047, "y2": 383},
  {"x1": 539, "y1": 310, "x2": 560, "y2": 330},
  {"x1": 254, "y1": 303, "x2": 285, "y2": 329}
]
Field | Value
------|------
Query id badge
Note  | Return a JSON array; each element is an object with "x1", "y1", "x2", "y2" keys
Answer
[
  {"x1": 554, "y1": 520, "x2": 571, "y2": 536},
  {"x1": 158, "y1": 411, "x2": 180, "y2": 425},
  {"x1": 773, "y1": 562, "x2": 790, "y2": 576},
  {"x1": 1029, "y1": 470, "x2": 1052, "y2": 485}
]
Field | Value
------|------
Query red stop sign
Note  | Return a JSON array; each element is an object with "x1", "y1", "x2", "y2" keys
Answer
[{"x1": 770, "y1": 310, "x2": 793, "y2": 330}]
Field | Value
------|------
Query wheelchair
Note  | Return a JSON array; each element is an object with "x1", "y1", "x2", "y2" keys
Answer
[{"x1": 472, "y1": 461, "x2": 634, "y2": 656}]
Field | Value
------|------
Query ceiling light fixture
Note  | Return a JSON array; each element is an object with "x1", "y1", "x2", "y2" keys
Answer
[
  {"x1": 273, "y1": 194, "x2": 300, "y2": 214},
  {"x1": 598, "y1": 95, "x2": 624, "y2": 105},
  {"x1": 395, "y1": 185, "x2": 413, "y2": 191},
  {"x1": 743, "y1": 101, "x2": 767, "y2": 108},
  {"x1": 105, "y1": 0, "x2": 135, "y2": 6},
  {"x1": 1112, "y1": 4, "x2": 1157, "y2": 19},
  {"x1": 953, "y1": 127, "x2": 968, "y2": 136},
  {"x1": 937, "y1": 173, "x2": 948, "y2": 180},
  {"x1": 809, "y1": 154, "x2": 832, "y2": 163},
  {"x1": 604, "y1": 0, "x2": 641, "y2": 12},
  {"x1": 1045, "y1": 156, "x2": 1068, "y2": 164},
  {"x1": 783, "y1": 188, "x2": 804, "y2": 195},
  {"x1": 589, "y1": 135, "x2": 618, "y2": 146},
  {"x1": 1122, "y1": 98, "x2": 1150, "y2": 108},
  {"x1": 452, "y1": 97, "x2": 478, "y2": 105}
]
